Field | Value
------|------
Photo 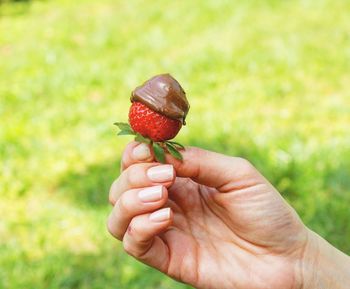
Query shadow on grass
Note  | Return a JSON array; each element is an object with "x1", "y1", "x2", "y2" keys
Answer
[
  {"x1": 0, "y1": 0, "x2": 30, "y2": 3},
  {"x1": 56, "y1": 156, "x2": 121, "y2": 209},
  {"x1": 56, "y1": 135, "x2": 350, "y2": 253},
  {"x1": 4, "y1": 246, "x2": 189, "y2": 289},
  {"x1": 0, "y1": 0, "x2": 33, "y2": 17}
]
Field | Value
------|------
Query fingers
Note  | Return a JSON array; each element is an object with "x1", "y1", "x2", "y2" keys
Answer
[
  {"x1": 109, "y1": 163, "x2": 175, "y2": 205},
  {"x1": 119, "y1": 142, "x2": 261, "y2": 192},
  {"x1": 107, "y1": 190, "x2": 172, "y2": 271},
  {"x1": 122, "y1": 208, "x2": 172, "y2": 270},
  {"x1": 107, "y1": 185, "x2": 168, "y2": 240},
  {"x1": 165, "y1": 147, "x2": 262, "y2": 192},
  {"x1": 121, "y1": 141, "x2": 154, "y2": 171}
]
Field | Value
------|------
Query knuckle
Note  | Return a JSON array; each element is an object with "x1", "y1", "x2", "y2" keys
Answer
[
  {"x1": 125, "y1": 164, "x2": 144, "y2": 187},
  {"x1": 128, "y1": 218, "x2": 140, "y2": 235},
  {"x1": 121, "y1": 142, "x2": 137, "y2": 169},
  {"x1": 123, "y1": 220, "x2": 152, "y2": 258},
  {"x1": 107, "y1": 220, "x2": 123, "y2": 241},
  {"x1": 106, "y1": 219, "x2": 113, "y2": 235},
  {"x1": 123, "y1": 240, "x2": 135, "y2": 256},
  {"x1": 108, "y1": 194, "x2": 115, "y2": 206},
  {"x1": 120, "y1": 153, "x2": 128, "y2": 171},
  {"x1": 108, "y1": 181, "x2": 117, "y2": 205},
  {"x1": 234, "y1": 157, "x2": 255, "y2": 173},
  {"x1": 123, "y1": 240, "x2": 144, "y2": 258},
  {"x1": 117, "y1": 197, "x2": 130, "y2": 215},
  {"x1": 119, "y1": 190, "x2": 137, "y2": 211},
  {"x1": 128, "y1": 219, "x2": 147, "y2": 244},
  {"x1": 186, "y1": 146, "x2": 204, "y2": 159},
  {"x1": 106, "y1": 218, "x2": 118, "y2": 239}
]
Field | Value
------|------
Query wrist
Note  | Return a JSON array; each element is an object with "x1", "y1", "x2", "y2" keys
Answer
[{"x1": 300, "y1": 229, "x2": 350, "y2": 289}]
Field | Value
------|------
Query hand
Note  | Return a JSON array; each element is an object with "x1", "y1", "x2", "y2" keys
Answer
[
  {"x1": 107, "y1": 142, "x2": 310, "y2": 289},
  {"x1": 107, "y1": 143, "x2": 350, "y2": 288}
]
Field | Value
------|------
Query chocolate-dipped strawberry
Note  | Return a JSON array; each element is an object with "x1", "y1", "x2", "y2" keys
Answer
[{"x1": 114, "y1": 74, "x2": 190, "y2": 163}]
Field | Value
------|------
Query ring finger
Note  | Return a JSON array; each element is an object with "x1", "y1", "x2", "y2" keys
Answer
[{"x1": 107, "y1": 185, "x2": 168, "y2": 240}]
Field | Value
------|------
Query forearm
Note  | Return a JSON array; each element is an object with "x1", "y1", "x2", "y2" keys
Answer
[{"x1": 302, "y1": 230, "x2": 350, "y2": 289}]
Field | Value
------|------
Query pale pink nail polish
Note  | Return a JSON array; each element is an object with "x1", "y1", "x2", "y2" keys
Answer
[
  {"x1": 149, "y1": 208, "x2": 171, "y2": 222},
  {"x1": 132, "y1": 143, "x2": 151, "y2": 160},
  {"x1": 147, "y1": 165, "x2": 174, "y2": 182},
  {"x1": 138, "y1": 186, "x2": 163, "y2": 202}
]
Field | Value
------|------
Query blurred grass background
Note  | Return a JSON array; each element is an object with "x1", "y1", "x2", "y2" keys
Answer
[{"x1": 1, "y1": 0, "x2": 350, "y2": 288}]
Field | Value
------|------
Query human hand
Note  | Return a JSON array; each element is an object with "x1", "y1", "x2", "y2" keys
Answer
[{"x1": 107, "y1": 142, "x2": 314, "y2": 289}]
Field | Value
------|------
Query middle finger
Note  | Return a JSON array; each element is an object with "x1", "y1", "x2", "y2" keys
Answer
[{"x1": 109, "y1": 163, "x2": 175, "y2": 205}]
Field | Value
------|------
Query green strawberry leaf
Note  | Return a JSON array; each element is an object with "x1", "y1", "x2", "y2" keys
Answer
[
  {"x1": 117, "y1": 129, "x2": 135, "y2": 136},
  {"x1": 114, "y1": 122, "x2": 136, "y2": 136},
  {"x1": 153, "y1": 142, "x2": 166, "y2": 163},
  {"x1": 167, "y1": 141, "x2": 185, "y2": 149},
  {"x1": 114, "y1": 122, "x2": 132, "y2": 131},
  {"x1": 135, "y1": 133, "x2": 151, "y2": 144},
  {"x1": 166, "y1": 142, "x2": 183, "y2": 160}
]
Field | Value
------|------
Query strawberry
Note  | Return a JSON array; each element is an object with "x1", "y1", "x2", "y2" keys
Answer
[
  {"x1": 128, "y1": 101, "x2": 182, "y2": 142},
  {"x1": 114, "y1": 74, "x2": 189, "y2": 163}
]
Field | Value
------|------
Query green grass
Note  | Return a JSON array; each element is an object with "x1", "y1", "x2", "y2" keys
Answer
[{"x1": 1, "y1": 0, "x2": 350, "y2": 288}]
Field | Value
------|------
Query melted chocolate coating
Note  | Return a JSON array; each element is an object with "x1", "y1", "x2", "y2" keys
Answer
[{"x1": 131, "y1": 74, "x2": 189, "y2": 124}]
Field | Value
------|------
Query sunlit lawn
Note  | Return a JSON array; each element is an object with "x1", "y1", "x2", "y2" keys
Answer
[{"x1": 1, "y1": 0, "x2": 350, "y2": 288}]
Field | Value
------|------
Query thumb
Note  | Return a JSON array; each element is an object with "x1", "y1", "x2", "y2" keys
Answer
[{"x1": 166, "y1": 147, "x2": 262, "y2": 192}]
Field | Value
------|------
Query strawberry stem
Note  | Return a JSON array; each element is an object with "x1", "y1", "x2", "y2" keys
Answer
[{"x1": 114, "y1": 121, "x2": 185, "y2": 163}]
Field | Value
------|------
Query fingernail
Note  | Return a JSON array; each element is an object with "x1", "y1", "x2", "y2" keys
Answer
[
  {"x1": 132, "y1": 143, "x2": 151, "y2": 160},
  {"x1": 147, "y1": 165, "x2": 174, "y2": 183},
  {"x1": 138, "y1": 186, "x2": 163, "y2": 202},
  {"x1": 149, "y1": 208, "x2": 171, "y2": 222}
]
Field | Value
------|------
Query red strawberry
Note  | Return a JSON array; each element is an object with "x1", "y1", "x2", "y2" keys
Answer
[
  {"x1": 129, "y1": 101, "x2": 182, "y2": 142},
  {"x1": 114, "y1": 74, "x2": 189, "y2": 163}
]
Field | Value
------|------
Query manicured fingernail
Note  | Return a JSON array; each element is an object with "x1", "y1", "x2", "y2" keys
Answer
[
  {"x1": 132, "y1": 143, "x2": 151, "y2": 160},
  {"x1": 138, "y1": 186, "x2": 163, "y2": 202},
  {"x1": 147, "y1": 165, "x2": 174, "y2": 182},
  {"x1": 149, "y1": 208, "x2": 171, "y2": 222}
]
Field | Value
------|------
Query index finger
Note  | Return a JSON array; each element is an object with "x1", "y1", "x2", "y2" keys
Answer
[{"x1": 121, "y1": 141, "x2": 154, "y2": 171}]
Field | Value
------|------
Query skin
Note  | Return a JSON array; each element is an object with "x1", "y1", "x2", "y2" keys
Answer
[{"x1": 107, "y1": 142, "x2": 350, "y2": 289}]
